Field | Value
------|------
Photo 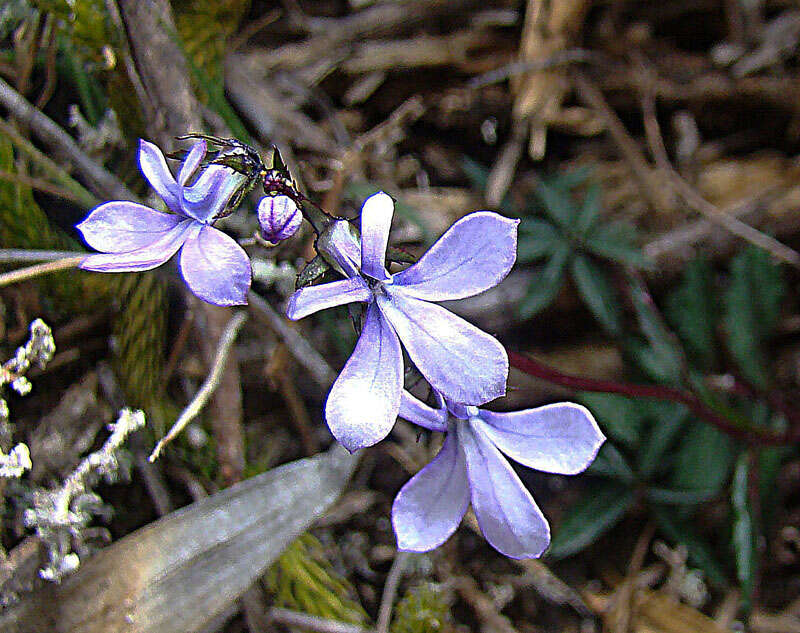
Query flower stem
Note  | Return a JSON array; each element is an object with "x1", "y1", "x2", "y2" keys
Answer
[{"x1": 508, "y1": 351, "x2": 798, "y2": 446}]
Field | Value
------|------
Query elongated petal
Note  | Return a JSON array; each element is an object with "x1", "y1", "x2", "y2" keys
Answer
[
  {"x1": 179, "y1": 225, "x2": 251, "y2": 305},
  {"x1": 178, "y1": 140, "x2": 207, "y2": 186},
  {"x1": 325, "y1": 304, "x2": 403, "y2": 452},
  {"x1": 460, "y1": 420, "x2": 550, "y2": 558},
  {"x1": 479, "y1": 404, "x2": 605, "y2": 475},
  {"x1": 317, "y1": 220, "x2": 362, "y2": 278},
  {"x1": 286, "y1": 277, "x2": 371, "y2": 321},
  {"x1": 360, "y1": 192, "x2": 393, "y2": 280},
  {"x1": 138, "y1": 139, "x2": 181, "y2": 212},
  {"x1": 379, "y1": 290, "x2": 507, "y2": 405},
  {"x1": 392, "y1": 429, "x2": 470, "y2": 551},
  {"x1": 182, "y1": 166, "x2": 246, "y2": 222},
  {"x1": 77, "y1": 201, "x2": 183, "y2": 253},
  {"x1": 79, "y1": 220, "x2": 192, "y2": 272},
  {"x1": 394, "y1": 212, "x2": 519, "y2": 301},
  {"x1": 398, "y1": 391, "x2": 448, "y2": 432}
]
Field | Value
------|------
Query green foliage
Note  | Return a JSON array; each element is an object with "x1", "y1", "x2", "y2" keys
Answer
[
  {"x1": 390, "y1": 582, "x2": 451, "y2": 633},
  {"x1": 670, "y1": 422, "x2": 734, "y2": 498},
  {"x1": 665, "y1": 258, "x2": 716, "y2": 370},
  {"x1": 731, "y1": 453, "x2": 757, "y2": 613},
  {"x1": 548, "y1": 481, "x2": 634, "y2": 559},
  {"x1": 515, "y1": 169, "x2": 648, "y2": 327},
  {"x1": 266, "y1": 533, "x2": 369, "y2": 626},
  {"x1": 723, "y1": 247, "x2": 785, "y2": 388}
]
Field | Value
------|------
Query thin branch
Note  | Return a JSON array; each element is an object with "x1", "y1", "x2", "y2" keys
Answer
[
  {"x1": 247, "y1": 290, "x2": 337, "y2": 388},
  {"x1": 508, "y1": 351, "x2": 798, "y2": 446},
  {"x1": 268, "y1": 608, "x2": 374, "y2": 633},
  {"x1": 0, "y1": 169, "x2": 90, "y2": 205},
  {"x1": 0, "y1": 117, "x2": 99, "y2": 208},
  {"x1": 0, "y1": 249, "x2": 84, "y2": 262},
  {"x1": 149, "y1": 311, "x2": 247, "y2": 462},
  {"x1": 0, "y1": 256, "x2": 84, "y2": 287},
  {"x1": 376, "y1": 551, "x2": 410, "y2": 633},
  {"x1": 0, "y1": 77, "x2": 133, "y2": 201},
  {"x1": 638, "y1": 86, "x2": 800, "y2": 268}
]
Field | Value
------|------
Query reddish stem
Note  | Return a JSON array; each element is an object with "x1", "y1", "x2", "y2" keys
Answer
[{"x1": 509, "y1": 351, "x2": 797, "y2": 446}]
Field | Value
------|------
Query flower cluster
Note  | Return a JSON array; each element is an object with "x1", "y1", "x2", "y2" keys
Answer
[{"x1": 75, "y1": 138, "x2": 604, "y2": 559}]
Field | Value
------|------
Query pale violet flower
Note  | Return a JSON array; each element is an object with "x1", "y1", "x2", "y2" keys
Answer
[
  {"x1": 286, "y1": 192, "x2": 518, "y2": 452},
  {"x1": 392, "y1": 391, "x2": 605, "y2": 558},
  {"x1": 257, "y1": 195, "x2": 302, "y2": 243},
  {"x1": 77, "y1": 139, "x2": 251, "y2": 306}
]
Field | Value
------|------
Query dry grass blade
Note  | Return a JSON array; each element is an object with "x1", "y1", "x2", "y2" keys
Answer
[{"x1": 0, "y1": 445, "x2": 359, "y2": 633}]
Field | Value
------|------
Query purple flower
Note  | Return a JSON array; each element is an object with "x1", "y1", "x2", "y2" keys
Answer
[
  {"x1": 286, "y1": 192, "x2": 518, "y2": 452},
  {"x1": 392, "y1": 391, "x2": 605, "y2": 558},
  {"x1": 77, "y1": 139, "x2": 252, "y2": 306},
  {"x1": 257, "y1": 195, "x2": 302, "y2": 243}
]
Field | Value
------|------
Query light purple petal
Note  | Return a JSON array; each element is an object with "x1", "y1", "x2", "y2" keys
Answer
[
  {"x1": 179, "y1": 225, "x2": 251, "y2": 306},
  {"x1": 325, "y1": 304, "x2": 403, "y2": 452},
  {"x1": 76, "y1": 201, "x2": 183, "y2": 253},
  {"x1": 318, "y1": 220, "x2": 362, "y2": 278},
  {"x1": 286, "y1": 277, "x2": 371, "y2": 321},
  {"x1": 398, "y1": 391, "x2": 448, "y2": 432},
  {"x1": 378, "y1": 290, "x2": 508, "y2": 405},
  {"x1": 138, "y1": 139, "x2": 181, "y2": 212},
  {"x1": 392, "y1": 429, "x2": 470, "y2": 552},
  {"x1": 459, "y1": 420, "x2": 551, "y2": 559},
  {"x1": 178, "y1": 140, "x2": 207, "y2": 186},
  {"x1": 182, "y1": 165, "x2": 246, "y2": 222},
  {"x1": 394, "y1": 212, "x2": 519, "y2": 301},
  {"x1": 360, "y1": 192, "x2": 393, "y2": 281},
  {"x1": 478, "y1": 404, "x2": 605, "y2": 475},
  {"x1": 79, "y1": 220, "x2": 192, "y2": 272}
]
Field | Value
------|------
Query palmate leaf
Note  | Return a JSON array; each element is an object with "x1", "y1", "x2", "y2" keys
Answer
[
  {"x1": 723, "y1": 247, "x2": 785, "y2": 388},
  {"x1": 586, "y1": 442, "x2": 635, "y2": 483},
  {"x1": 548, "y1": 481, "x2": 634, "y2": 559},
  {"x1": 628, "y1": 281, "x2": 684, "y2": 384},
  {"x1": 636, "y1": 401, "x2": 688, "y2": 478},
  {"x1": 575, "y1": 181, "x2": 602, "y2": 236},
  {"x1": 518, "y1": 241, "x2": 570, "y2": 319},
  {"x1": 535, "y1": 179, "x2": 576, "y2": 229},
  {"x1": 579, "y1": 392, "x2": 644, "y2": 448},
  {"x1": 665, "y1": 258, "x2": 716, "y2": 371},
  {"x1": 571, "y1": 254, "x2": 622, "y2": 335},
  {"x1": 585, "y1": 222, "x2": 650, "y2": 269},
  {"x1": 517, "y1": 218, "x2": 564, "y2": 263},
  {"x1": 670, "y1": 422, "x2": 734, "y2": 497}
]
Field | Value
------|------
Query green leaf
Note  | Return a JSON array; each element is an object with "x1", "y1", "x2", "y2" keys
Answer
[
  {"x1": 548, "y1": 166, "x2": 591, "y2": 191},
  {"x1": 637, "y1": 402, "x2": 688, "y2": 478},
  {"x1": 587, "y1": 443, "x2": 635, "y2": 483},
  {"x1": 575, "y1": 182, "x2": 602, "y2": 235},
  {"x1": 670, "y1": 422, "x2": 734, "y2": 496},
  {"x1": 646, "y1": 486, "x2": 717, "y2": 505},
  {"x1": 571, "y1": 255, "x2": 622, "y2": 335},
  {"x1": 628, "y1": 281, "x2": 685, "y2": 384},
  {"x1": 518, "y1": 219, "x2": 565, "y2": 263},
  {"x1": 585, "y1": 222, "x2": 651, "y2": 269},
  {"x1": 548, "y1": 482, "x2": 634, "y2": 559},
  {"x1": 723, "y1": 247, "x2": 785, "y2": 388},
  {"x1": 665, "y1": 258, "x2": 716, "y2": 370},
  {"x1": 653, "y1": 508, "x2": 729, "y2": 588},
  {"x1": 731, "y1": 453, "x2": 757, "y2": 613},
  {"x1": 535, "y1": 180, "x2": 576, "y2": 228},
  {"x1": 518, "y1": 242, "x2": 570, "y2": 319},
  {"x1": 580, "y1": 392, "x2": 644, "y2": 448}
]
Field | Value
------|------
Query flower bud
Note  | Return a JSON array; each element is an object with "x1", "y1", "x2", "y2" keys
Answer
[{"x1": 257, "y1": 195, "x2": 301, "y2": 243}]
